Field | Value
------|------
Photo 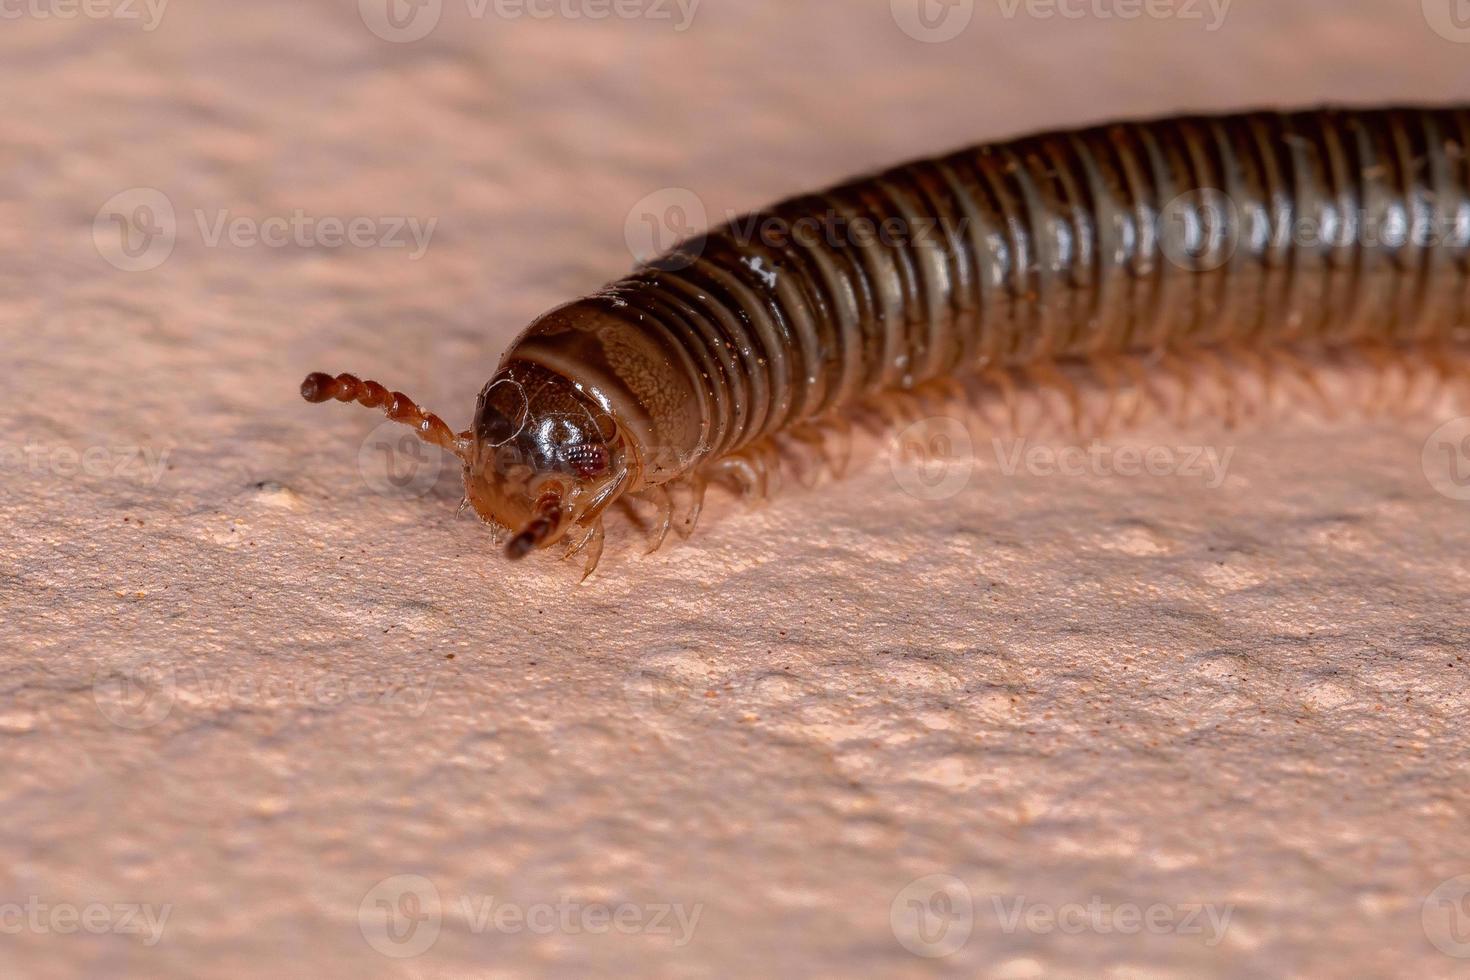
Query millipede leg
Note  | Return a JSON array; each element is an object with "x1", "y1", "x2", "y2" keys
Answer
[
  {"x1": 1159, "y1": 351, "x2": 1197, "y2": 426},
  {"x1": 1223, "y1": 342, "x2": 1274, "y2": 421},
  {"x1": 980, "y1": 367, "x2": 1021, "y2": 432},
  {"x1": 781, "y1": 431, "x2": 824, "y2": 490},
  {"x1": 580, "y1": 520, "x2": 605, "y2": 581},
  {"x1": 1118, "y1": 355, "x2": 1167, "y2": 427},
  {"x1": 714, "y1": 454, "x2": 765, "y2": 503},
  {"x1": 639, "y1": 485, "x2": 674, "y2": 554},
  {"x1": 758, "y1": 441, "x2": 783, "y2": 499},
  {"x1": 561, "y1": 522, "x2": 597, "y2": 561},
  {"x1": 1274, "y1": 348, "x2": 1335, "y2": 419},
  {"x1": 672, "y1": 472, "x2": 710, "y2": 539},
  {"x1": 1026, "y1": 360, "x2": 1085, "y2": 437},
  {"x1": 1085, "y1": 354, "x2": 1125, "y2": 438},
  {"x1": 1197, "y1": 347, "x2": 1241, "y2": 430}
]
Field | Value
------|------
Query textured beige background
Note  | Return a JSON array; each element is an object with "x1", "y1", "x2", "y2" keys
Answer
[{"x1": 5, "y1": 0, "x2": 1470, "y2": 976}]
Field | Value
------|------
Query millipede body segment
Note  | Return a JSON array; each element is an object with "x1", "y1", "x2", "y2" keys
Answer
[{"x1": 302, "y1": 105, "x2": 1470, "y2": 575}]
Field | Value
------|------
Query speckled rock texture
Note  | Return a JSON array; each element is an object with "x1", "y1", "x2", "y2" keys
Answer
[{"x1": 5, "y1": 1, "x2": 1470, "y2": 976}]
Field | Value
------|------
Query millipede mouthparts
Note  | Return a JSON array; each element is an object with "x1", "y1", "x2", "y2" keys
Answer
[{"x1": 301, "y1": 105, "x2": 1470, "y2": 577}]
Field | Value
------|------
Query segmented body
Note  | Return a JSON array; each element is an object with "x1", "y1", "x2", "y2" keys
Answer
[
  {"x1": 303, "y1": 105, "x2": 1470, "y2": 573},
  {"x1": 518, "y1": 106, "x2": 1468, "y2": 480}
]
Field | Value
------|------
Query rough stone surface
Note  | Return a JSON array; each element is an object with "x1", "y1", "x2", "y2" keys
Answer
[{"x1": 4, "y1": 1, "x2": 1470, "y2": 976}]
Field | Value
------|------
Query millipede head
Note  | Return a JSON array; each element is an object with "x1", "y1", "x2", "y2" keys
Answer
[
  {"x1": 300, "y1": 363, "x2": 628, "y2": 561},
  {"x1": 463, "y1": 361, "x2": 628, "y2": 559}
]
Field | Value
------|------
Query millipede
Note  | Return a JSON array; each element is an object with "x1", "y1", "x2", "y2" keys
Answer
[{"x1": 301, "y1": 105, "x2": 1470, "y2": 576}]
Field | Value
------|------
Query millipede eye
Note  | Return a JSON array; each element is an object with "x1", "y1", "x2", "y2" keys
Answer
[{"x1": 563, "y1": 444, "x2": 610, "y2": 478}]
